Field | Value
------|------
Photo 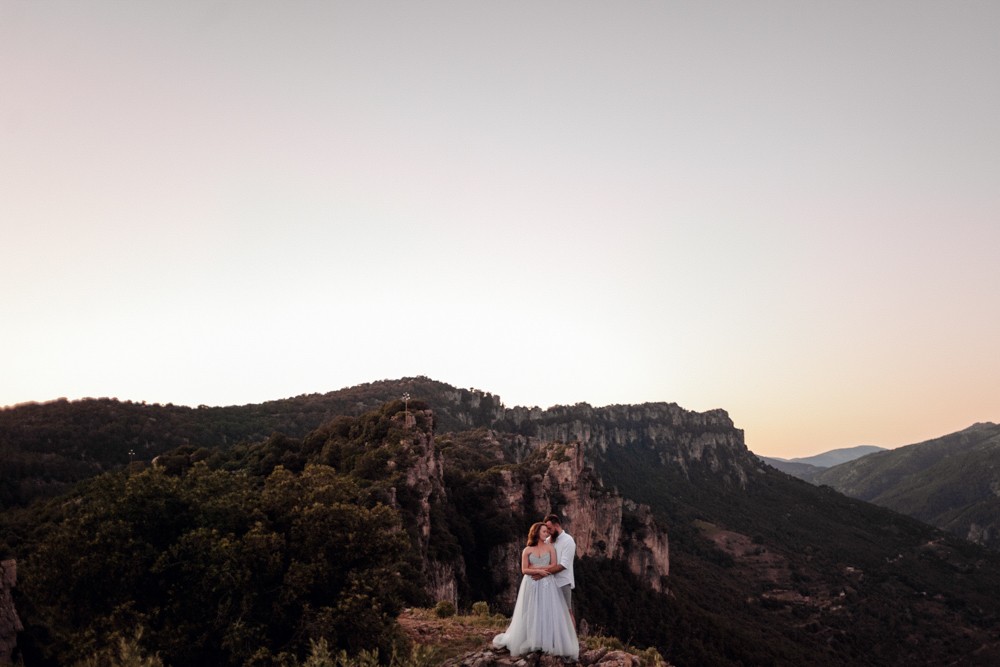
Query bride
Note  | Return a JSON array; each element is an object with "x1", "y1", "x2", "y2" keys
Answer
[{"x1": 493, "y1": 522, "x2": 579, "y2": 659}]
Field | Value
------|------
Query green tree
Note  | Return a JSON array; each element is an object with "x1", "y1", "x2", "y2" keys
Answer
[{"x1": 18, "y1": 462, "x2": 412, "y2": 666}]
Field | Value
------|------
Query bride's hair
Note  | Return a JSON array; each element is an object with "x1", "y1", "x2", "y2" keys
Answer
[{"x1": 526, "y1": 522, "x2": 545, "y2": 546}]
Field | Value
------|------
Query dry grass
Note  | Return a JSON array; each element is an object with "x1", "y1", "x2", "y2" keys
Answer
[{"x1": 397, "y1": 607, "x2": 510, "y2": 663}]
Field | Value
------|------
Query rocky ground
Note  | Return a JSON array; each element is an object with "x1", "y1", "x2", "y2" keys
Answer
[
  {"x1": 440, "y1": 645, "x2": 661, "y2": 667},
  {"x1": 397, "y1": 608, "x2": 670, "y2": 667}
]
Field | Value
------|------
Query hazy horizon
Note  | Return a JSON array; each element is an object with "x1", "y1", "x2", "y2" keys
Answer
[{"x1": 3, "y1": 1, "x2": 998, "y2": 458}]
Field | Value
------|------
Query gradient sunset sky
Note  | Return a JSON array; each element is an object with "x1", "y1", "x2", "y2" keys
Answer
[{"x1": 2, "y1": 1, "x2": 997, "y2": 458}]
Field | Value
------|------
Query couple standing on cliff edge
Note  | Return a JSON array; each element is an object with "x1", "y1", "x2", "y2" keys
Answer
[{"x1": 492, "y1": 513, "x2": 579, "y2": 660}]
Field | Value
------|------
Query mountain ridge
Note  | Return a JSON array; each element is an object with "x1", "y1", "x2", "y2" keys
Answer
[
  {"x1": 0, "y1": 377, "x2": 734, "y2": 509},
  {"x1": 777, "y1": 444, "x2": 887, "y2": 468},
  {"x1": 757, "y1": 445, "x2": 887, "y2": 482}
]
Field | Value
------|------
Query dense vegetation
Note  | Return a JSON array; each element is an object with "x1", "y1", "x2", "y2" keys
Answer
[
  {"x1": 7, "y1": 462, "x2": 411, "y2": 665},
  {"x1": 0, "y1": 378, "x2": 502, "y2": 510}
]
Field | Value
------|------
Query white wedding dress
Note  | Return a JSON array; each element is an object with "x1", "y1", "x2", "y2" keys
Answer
[{"x1": 492, "y1": 552, "x2": 579, "y2": 659}]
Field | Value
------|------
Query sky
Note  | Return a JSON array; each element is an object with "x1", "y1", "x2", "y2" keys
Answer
[{"x1": 2, "y1": 1, "x2": 998, "y2": 459}]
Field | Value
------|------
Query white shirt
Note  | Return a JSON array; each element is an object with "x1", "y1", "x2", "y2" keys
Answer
[{"x1": 550, "y1": 530, "x2": 576, "y2": 589}]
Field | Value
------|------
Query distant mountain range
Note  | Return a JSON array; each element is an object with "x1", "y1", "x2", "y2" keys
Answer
[
  {"x1": 757, "y1": 445, "x2": 886, "y2": 482},
  {"x1": 771, "y1": 445, "x2": 888, "y2": 468},
  {"x1": 3, "y1": 378, "x2": 1000, "y2": 665}
]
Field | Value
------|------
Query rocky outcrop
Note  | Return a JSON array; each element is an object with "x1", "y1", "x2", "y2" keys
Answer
[
  {"x1": 390, "y1": 402, "x2": 692, "y2": 609},
  {"x1": 425, "y1": 384, "x2": 756, "y2": 489},
  {"x1": 453, "y1": 400, "x2": 758, "y2": 611},
  {"x1": 0, "y1": 560, "x2": 22, "y2": 666},
  {"x1": 388, "y1": 407, "x2": 671, "y2": 612},
  {"x1": 487, "y1": 443, "x2": 670, "y2": 610},
  {"x1": 536, "y1": 444, "x2": 668, "y2": 585},
  {"x1": 443, "y1": 645, "x2": 667, "y2": 666},
  {"x1": 506, "y1": 403, "x2": 759, "y2": 488},
  {"x1": 396, "y1": 410, "x2": 445, "y2": 552},
  {"x1": 391, "y1": 409, "x2": 464, "y2": 604},
  {"x1": 398, "y1": 607, "x2": 670, "y2": 667}
]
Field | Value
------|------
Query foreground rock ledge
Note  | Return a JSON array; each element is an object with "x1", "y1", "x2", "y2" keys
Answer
[{"x1": 442, "y1": 645, "x2": 665, "y2": 667}]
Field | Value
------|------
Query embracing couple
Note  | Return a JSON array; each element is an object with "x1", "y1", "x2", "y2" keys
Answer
[{"x1": 493, "y1": 513, "x2": 579, "y2": 660}]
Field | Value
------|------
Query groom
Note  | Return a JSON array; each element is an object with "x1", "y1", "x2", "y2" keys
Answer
[{"x1": 542, "y1": 513, "x2": 576, "y2": 628}]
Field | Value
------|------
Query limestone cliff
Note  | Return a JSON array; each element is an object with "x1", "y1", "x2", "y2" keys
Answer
[
  {"x1": 423, "y1": 396, "x2": 759, "y2": 611},
  {"x1": 414, "y1": 381, "x2": 762, "y2": 488},
  {"x1": 389, "y1": 409, "x2": 465, "y2": 604},
  {"x1": 504, "y1": 402, "x2": 759, "y2": 488},
  {"x1": 315, "y1": 390, "x2": 754, "y2": 614},
  {"x1": 484, "y1": 442, "x2": 670, "y2": 610},
  {"x1": 337, "y1": 380, "x2": 760, "y2": 490},
  {"x1": 386, "y1": 409, "x2": 670, "y2": 612}
]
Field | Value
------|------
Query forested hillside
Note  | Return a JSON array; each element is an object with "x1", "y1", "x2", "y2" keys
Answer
[
  {"x1": 0, "y1": 378, "x2": 501, "y2": 509},
  {"x1": 814, "y1": 422, "x2": 1000, "y2": 550}
]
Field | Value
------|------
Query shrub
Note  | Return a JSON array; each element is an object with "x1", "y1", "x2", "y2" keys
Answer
[
  {"x1": 73, "y1": 629, "x2": 164, "y2": 667},
  {"x1": 433, "y1": 600, "x2": 456, "y2": 618},
  {"x1": 636, "y1": 646, "x2": 668, "y2": 666},
  {"x1": 471, "y1": 601, "x2": 489, "y2": 617}
]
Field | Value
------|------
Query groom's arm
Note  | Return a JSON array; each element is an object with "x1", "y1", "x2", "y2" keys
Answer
[
  {"x1": 548, "y1": 539, "x2": 575, "y2": 574},
  {"x1": 535, "y1": 546, "x2": 562, "y2": 577}
]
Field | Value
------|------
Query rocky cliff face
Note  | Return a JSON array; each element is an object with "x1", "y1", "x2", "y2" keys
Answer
[
  {"x1": 0, "y1": 560, "x2": 22, "y2": 666},
  {"x1": 389, "y1": 409, "x2": 671, "y2": 611},
  {"x1": 505, "y1": 403, "x2": 758, "y2": 488},
  {"x1": 384, "y1": 394, "x2": 764, "y2": 611},
  {"x1": 390, "y1": 409, "x2": 465, "y2": 604},
  {"x1": 424, "y1": 383, "x2": 759, "y2": 488},
  {"x1": 480, "y1": 442, "x2": 670, "y2": 611},
  {"x1": 303, "y1": 389, "x2": 755, "y2": 612},
  {"x1": 448, "y1": 399, "x2": 761, "y2": 611}
]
